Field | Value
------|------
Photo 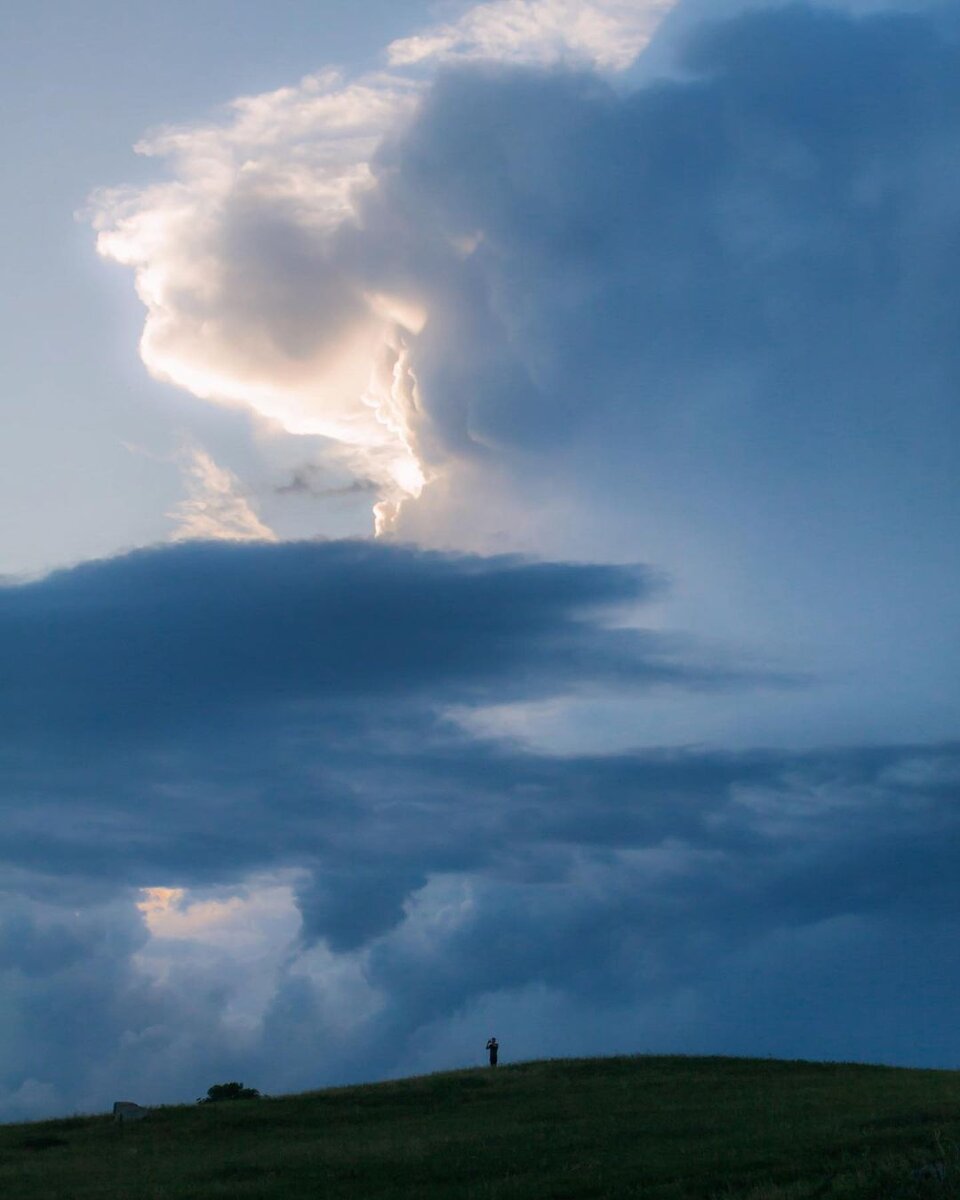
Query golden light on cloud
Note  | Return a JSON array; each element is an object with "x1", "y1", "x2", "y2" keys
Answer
[
  {"x1": 134, "y1": 881, "x2": 307, "y2": 1032},
  {"x1": 137, "y1": 885, "x2": 249, "y2": 941},
  {"x1": 92, "y1": 0, "x2": 676, "y2": 537},
  {"x1": 169, "y1": 444, "x2": 277, "y2": 542},
  {"x1": 92, "y1": 66, "x2": 429, "y2": 536},
  {"x1": 136, "y1": 886, "x2": 185, "y2": 926},
  {"x1": 136, "y1": 880, "x2": 304, "y2": 972}
]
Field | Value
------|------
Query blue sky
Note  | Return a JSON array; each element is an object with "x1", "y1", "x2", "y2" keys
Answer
[{"x1": 1, "y1": 0, "x2": 958, "y2": 1121}]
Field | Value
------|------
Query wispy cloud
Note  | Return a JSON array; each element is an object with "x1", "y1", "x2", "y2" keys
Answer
[
  {"x1": 387, "y1": 0, "x2": 673, "y2": 71},
  {"x1": 168, "y1": 444, "x2": 275, "y2": 542}
]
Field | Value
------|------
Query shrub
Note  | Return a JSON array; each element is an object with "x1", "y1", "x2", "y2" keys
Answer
[{"x1": 198, "y1": 1081, "x2": 261, "y2": 1103}]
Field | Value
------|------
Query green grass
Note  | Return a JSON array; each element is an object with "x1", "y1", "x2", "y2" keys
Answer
[{"x1": 2, "y1": 1055, "x2": 960, "y2": 1198}]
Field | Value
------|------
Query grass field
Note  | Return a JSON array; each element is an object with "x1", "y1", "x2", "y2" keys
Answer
[{"x1": 2, "y1": 1055, "x2": 960, "y2": 1199}]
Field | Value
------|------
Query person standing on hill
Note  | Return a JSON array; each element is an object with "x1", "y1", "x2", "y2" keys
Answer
[{"x1": 486, "y1": 1036, "x2": 499, "y2": 1067}]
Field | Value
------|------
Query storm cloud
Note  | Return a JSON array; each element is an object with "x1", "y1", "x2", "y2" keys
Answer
[
  {"x1": 0, "y1": 536, "x2": 762, "y2": 886},
  {"x1": 90, "y1": 5, "x2": 960, "y2": 738},
  {"x1": 4, "y1": 0, "x2": 958, "y2": 1124},
  {"x1": 1, "y1": 538, "x2": 959, "y2": 1117},
  {"x1": 93, "y1": 4, "x2": 960, "y2": 539},
  {"x1": 0, "y1": 538, "x2": 714, "y2": 744}
]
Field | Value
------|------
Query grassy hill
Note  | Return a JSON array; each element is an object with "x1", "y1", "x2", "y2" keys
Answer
[{"x1": 2, "y1": 1055, "x2": 960, "y2": 1199}]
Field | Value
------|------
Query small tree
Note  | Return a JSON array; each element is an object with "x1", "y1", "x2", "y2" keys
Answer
[{"x1": 198, "y1": 1081, "x2": 261, "y2": 1103}]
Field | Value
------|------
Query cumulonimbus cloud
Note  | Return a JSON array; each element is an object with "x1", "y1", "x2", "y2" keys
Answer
[
  {"x1": 91, "y1": 0, "x2": 960, "y2": 577},
  {"x1": 90, "y1": 0, "x2": 676, "y2": 534},
  {"x1": 10, "y1": 0, "x2": 951, "y2": 1128}
]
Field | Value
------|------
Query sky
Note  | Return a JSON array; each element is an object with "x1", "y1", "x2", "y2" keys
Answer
[{"x1": 1, "y1": 0, "x2": 958, "y2": 1122}]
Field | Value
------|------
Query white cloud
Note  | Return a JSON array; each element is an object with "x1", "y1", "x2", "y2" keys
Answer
[
  {"x1": 90, "y1": 1, "x2": 676, "y2": 537},
  {"x1": 168, "y1": 444, "x2": 276, "y2": 542},
  {"x1": 135, "y1": 878, "x2": 304, "y2": 1033},
  {"x1": 388, "y1": 0, "x2": 674, "y2": 71},
  {"x1": 92, "y1": 69, "x2": 427, "y2": 534}
]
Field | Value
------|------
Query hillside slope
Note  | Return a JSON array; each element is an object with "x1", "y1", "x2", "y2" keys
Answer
[{"x1": 2, "y1": 1055, "x2": 960, "y2": 1199}]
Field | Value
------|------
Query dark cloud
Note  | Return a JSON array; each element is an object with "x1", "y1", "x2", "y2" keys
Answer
[
  {"x1": 0, "y1": 538, "x2": 957, "y2": 1108},
  {"x1": 0, "y1": 538, "x2": 726, "y2": 748},
  {"x1": 5, "y1": 698, "x2": 959, "y2": 1115},
  {"x1": 0, "y1": 536, "x2": 774, "y2": 896},
  {"x1": 5, "y1": 1, "x2": 960, "y2": 1122},
  {"x1": 274, "y1": 465, "x2": 380, "y2": 498},
  {"x1": 0, "y1": 537, "x2": 956, "y2": 955},
  {"x1": 2, "y1": 540, "x2": 953, "y2": 999},
  {"x1": 354, "y1": 7, "x2": 960, "y2": 738},
  {"x1": 363, "y1": 6, "x2": 960, "y2": 464}
]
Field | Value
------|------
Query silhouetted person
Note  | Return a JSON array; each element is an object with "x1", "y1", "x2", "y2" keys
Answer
[{"x1": 486, "y1": 1036, "x2": 499, "y2": 1067}]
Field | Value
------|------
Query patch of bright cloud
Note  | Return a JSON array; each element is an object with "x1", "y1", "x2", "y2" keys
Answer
[
  {"x1": 134, "y1": 877, "x2": 304, "y2": 1032},
  {"x1": 168, "y1": 444, "x2": 276, "y2": 542},
  {"x1": 90, "y1": 0, "x2": 675, "y2": 535},
  {"x1": 387, "y1": 0, "x2": 674, "y2": 71},
  {"x1": 137, "y1": 881, "x2": 298, "y2": 950},
  {"x1": 137, "y1": 886, "x2": 186, "y2": 924},
  {"x1": 92, "y1": 70, "x2": 426, "y2": 533}
]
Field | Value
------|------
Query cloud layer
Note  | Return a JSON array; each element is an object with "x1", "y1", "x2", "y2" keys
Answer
[
  {"x1": 1, "y1": 539, "x2": 959, "y2": 1118},
  {"x1": 6, "y1": 0, "x2": 958, "y2": 1124}
]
